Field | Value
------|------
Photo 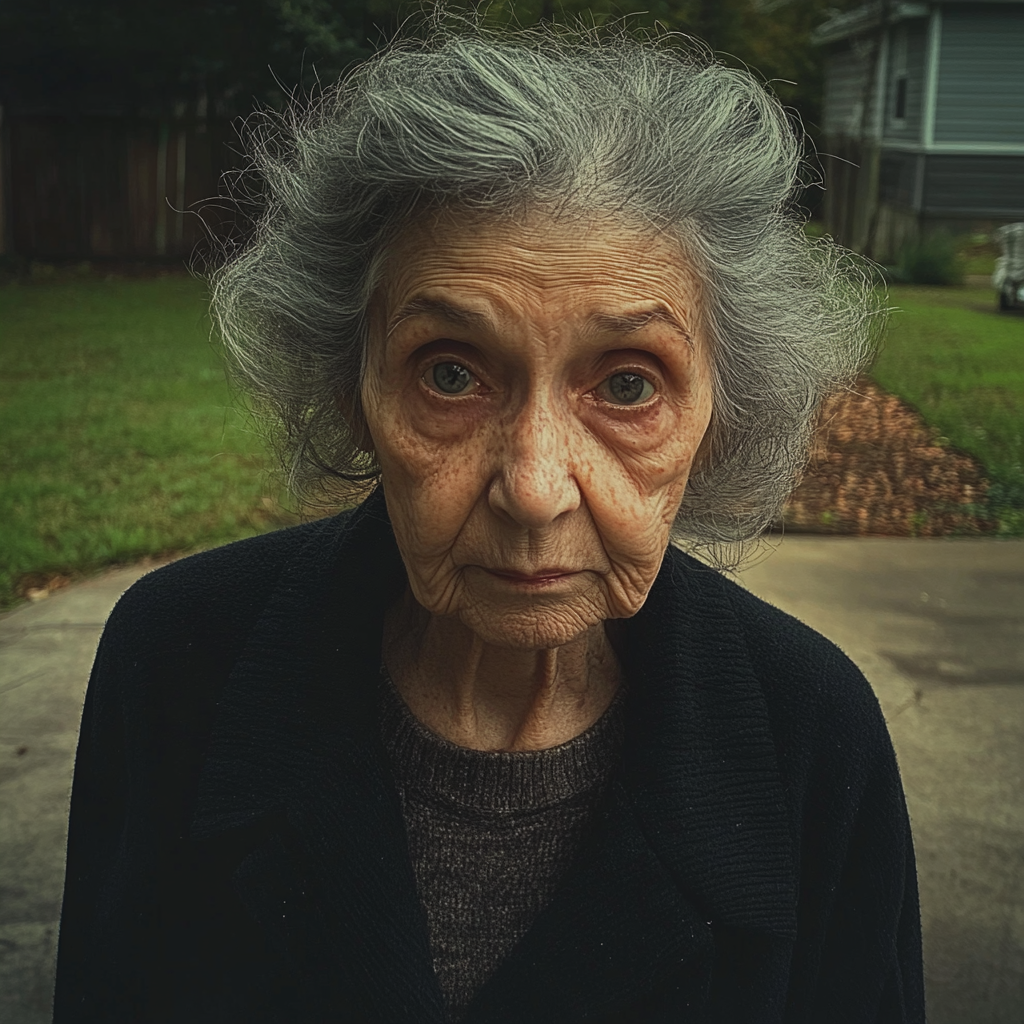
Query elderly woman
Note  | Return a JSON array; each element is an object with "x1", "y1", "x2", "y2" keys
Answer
[{"x1": 54, "y1": 20, "x2": 924, "y2": 1024}]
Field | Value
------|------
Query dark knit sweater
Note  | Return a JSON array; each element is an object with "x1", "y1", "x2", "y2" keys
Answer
[
  {"x1": 379, "y1": 671, "x2": 625, "y2": 1021},
  {"x1": 54, "y1": 490, "x2": 924, "y2": 1023}
]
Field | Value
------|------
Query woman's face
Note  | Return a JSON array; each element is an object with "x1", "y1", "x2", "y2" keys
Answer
[{"x1": 361, "y1": 212, "x2": 714, "y2": 650}]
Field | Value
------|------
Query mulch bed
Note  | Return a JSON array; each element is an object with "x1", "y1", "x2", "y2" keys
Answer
[{"x1": 782, "y1": 379, "x2": 993, "y2": 536}]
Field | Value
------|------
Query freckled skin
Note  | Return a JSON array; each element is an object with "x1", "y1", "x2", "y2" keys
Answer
[{"x1": 361, "y1": 213, "x2": 713, "y2": 750}]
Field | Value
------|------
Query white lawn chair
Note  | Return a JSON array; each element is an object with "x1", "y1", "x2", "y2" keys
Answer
[{"x1": 993, "y1": 222, "x2": 1024, "y2": 311}]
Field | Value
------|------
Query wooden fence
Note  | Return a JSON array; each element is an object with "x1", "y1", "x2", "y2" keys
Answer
[{"x1": 2, "y1": 114, "x2": 240, "y2": 260}]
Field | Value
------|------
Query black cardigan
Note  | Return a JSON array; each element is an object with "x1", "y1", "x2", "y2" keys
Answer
[{"x1": 53, "y1": 489, "x2": 925, "y2": 1023}]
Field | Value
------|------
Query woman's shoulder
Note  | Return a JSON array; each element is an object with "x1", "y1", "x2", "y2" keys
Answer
[
  {"x1": 673, "y1": 548, "x2": 893, "y2": 776},
  {"x1": 673, "y1": 547, "x2": 865, "y2": 675},
  {"x1": 101, "y1": 512, "x2": 350, "y2": 660}
]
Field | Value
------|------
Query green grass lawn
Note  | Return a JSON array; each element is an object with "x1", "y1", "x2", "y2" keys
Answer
[
  {"x1": 1, "y1": 274, "x2": 1021, "y2": 609},
  {"x1": 961, "y1": 253, "x2": 996, "y2": 277},
  {"x1": 876, "y1": 284, "x2": 1024, "y2": 532},
  {"x1": 0, "y1": 273, "x2": 290, "y2": 608}
]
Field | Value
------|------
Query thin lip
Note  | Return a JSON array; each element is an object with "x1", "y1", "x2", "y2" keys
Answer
[{"x1": 484, "y1": 567, "x2": 581, "y2": 582}]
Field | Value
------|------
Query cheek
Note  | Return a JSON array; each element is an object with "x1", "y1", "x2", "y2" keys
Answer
[
  {"x1": 365, "y1": 365, "x2": 490, "y2": 472},
  {"x1": 366, "y1": 394, "x2": 493, "y2": 553},
  {"x1": 575, "y1": 400, "x2": 711, "y2": 582},
  {"x1": 579, "y1": 394, "x2": 710, "y2": 500}
]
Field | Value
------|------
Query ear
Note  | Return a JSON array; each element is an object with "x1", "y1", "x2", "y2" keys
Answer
[
  {"x1": 337, "y1": 392, "x2": 376, "y2": 454},
  {"x1": 690, "y1": 415, "x2": 714, "y2": 477}
]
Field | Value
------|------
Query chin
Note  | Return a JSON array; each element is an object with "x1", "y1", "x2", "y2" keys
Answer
[{"x1": 458, "y1": 601, "x2": 604, "y2": 651}]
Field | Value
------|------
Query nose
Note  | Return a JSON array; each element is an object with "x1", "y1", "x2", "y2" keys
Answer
[{"x1": 488, "y1": 398, "x2": 581, "y2": 530}]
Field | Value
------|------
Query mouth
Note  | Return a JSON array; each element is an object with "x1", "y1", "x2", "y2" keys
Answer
[{"x1": 484, "y1": 567, "x2": 581, "y2": 587}]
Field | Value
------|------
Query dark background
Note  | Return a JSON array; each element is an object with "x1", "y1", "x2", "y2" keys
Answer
[{"x1": 0, "y1": 0, "x2": 853, "y2": 262}]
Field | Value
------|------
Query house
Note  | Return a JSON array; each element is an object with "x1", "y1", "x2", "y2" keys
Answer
[{"x1": 814, "y1": 0, "x2": 1024, "y2": 259}]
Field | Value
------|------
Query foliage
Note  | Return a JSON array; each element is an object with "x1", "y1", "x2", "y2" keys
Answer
[
  {"x1": 958, "y1": 234, "x2": 999, "y2": 277},
  {"x1": 0, "y1": 274, "x2": 292, "y2": 609},
  {"x1": 0, "y1": 0, "x2": 400, "y2": 115},
  {"x1": 874, "y1": 285, "x2": 1024, "y2": 533},
  {"x1": 891, "y1": 232, "x2": 965, "y2": 286}
]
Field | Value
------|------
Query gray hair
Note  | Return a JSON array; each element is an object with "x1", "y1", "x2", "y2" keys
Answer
[{"x1": 211, "y1": 15, "x2": 880, "y2": 555}]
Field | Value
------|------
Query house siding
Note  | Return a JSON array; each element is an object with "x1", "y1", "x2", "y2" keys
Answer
[
  {"x1": 934, "y1": 5, "x2": 1024, "y2": 143},
  {"x1": 923, "y1": 154, "x2": 1024, "y2": 215},
  {"x1": 816, "y1": 1, "x2": 1024, "y2": 255},
  {"x1": 879, "y1": 150, "x2": 921, "y2": 207}
]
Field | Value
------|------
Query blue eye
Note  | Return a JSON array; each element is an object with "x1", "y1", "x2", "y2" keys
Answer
[
  {"x1": 429, "y1": 362, "x2": 474, "y2": 395},
  {"x1": 600, "y1": 372, "x2": 655, "y2": 405}
]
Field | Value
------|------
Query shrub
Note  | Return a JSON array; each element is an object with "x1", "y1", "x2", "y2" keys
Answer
[{"x1": 893, "y1": 231, "x2": 965, "y2": 286}]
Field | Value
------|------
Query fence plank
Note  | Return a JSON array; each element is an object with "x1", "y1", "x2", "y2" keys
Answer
[{"x1": 8, "y1": 115, "x2": 238, "y2": 259}]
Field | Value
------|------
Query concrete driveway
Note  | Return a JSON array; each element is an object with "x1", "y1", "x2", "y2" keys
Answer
[
  {"x1": 739, "y1": 536, "x2": 1024, "y2": 1023},
  {"x1": 0, "y1": 567, "x2": 149, "y2": 1023},
  {"x1": 1, "y1": 537, "x2": 1022, "y2": 1023}
]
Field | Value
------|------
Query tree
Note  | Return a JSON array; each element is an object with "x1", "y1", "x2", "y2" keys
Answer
[{"x1": 0, "y1": 0, "x2": 402, "y2": 116}]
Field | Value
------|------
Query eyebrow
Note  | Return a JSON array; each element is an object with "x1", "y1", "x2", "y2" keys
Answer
[
  {"x1": 586, "y1": 308, "x2": 693, "y2": 345},
  {"x1": 386, "y1": 296, "x2": 692, "y2": 345},
  {"x1": 386, "y1": 297, "x2": 494, "y2": 337}
]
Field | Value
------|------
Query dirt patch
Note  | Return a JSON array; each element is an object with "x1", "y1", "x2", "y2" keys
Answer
[
  {"x1": 15, "y1": 572, "x2": 74, "y2": 603},
  {"x1": 783, "y1": 380, "x2": 993, "y2": 536},
  {"x1": 11, "y1": 553, "x2": 182, "y2": 606}
]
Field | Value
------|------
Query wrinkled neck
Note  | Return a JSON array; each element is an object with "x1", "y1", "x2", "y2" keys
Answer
[{"x1": 381, "y1": 587, "x2": 621, "y2": 751}]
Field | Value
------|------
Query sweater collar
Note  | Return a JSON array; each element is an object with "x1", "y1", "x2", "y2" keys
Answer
[
  {"x1": 379, "y1": 664, "x2": 626, "y2": 813},
  {"x1": 190, "y1": 488, "x2": 796, "y2": 1021},
  {"x1": 620, "y1": 547, "x2": 798, "y2": 936}
]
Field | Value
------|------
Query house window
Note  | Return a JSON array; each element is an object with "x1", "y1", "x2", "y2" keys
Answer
[
  {"x1": 895, "y1": 76, "x2": 908, "y2": 120},
  {"x1": 891, "y1": 27, "x2": 908, "y2": 124}
]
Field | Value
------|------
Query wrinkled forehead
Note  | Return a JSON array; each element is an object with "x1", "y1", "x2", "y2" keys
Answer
[{"x1": 370, "y1": 208, "x2": 703, "y2": 345}]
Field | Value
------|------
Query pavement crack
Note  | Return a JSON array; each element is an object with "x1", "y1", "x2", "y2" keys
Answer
[{"x1": 889, "y1": 688, "x2": 926, "y2": 719}]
